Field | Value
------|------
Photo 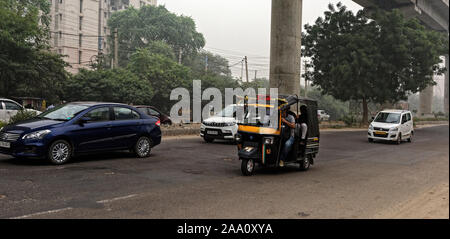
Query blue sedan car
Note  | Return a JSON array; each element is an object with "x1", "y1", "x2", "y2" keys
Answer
[{"x1": 0, "y1": 102, "x2": 162, "y2": 164}]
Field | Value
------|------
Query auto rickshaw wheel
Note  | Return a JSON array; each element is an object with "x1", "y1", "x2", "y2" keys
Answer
[
  {"x1": 241, "y1": 158, "x2": 255, "y2": 176},
  {"x1": 299, "y1": 155, "x2": 311, "y2": 171}
]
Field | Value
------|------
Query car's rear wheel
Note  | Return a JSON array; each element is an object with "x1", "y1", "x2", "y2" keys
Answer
[
  {"x1": 134, "y1": 136, "x2": 152, "y2": 158},
  {"x1": 407, "y1": 132, "x2": 413, "y2": 143},
  {"x1": 241, "y1": 158, "x2": 255, "y2": 176},
  {"x1": 48, "y1": 140, "x2": 72, "y2": 165}
]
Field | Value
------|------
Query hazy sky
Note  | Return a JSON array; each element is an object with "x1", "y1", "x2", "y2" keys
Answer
[{"x1": 158, "y1": 0, "x2": 363, "y2": 78}]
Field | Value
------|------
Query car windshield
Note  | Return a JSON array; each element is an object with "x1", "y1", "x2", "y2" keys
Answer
[
  {"x1": 216, "y1": 105, "x2": 241, "y2": 117},
  {"x1": 242, "y1": 106, "x2": 278, "y2": 128},
  {"x1": 374, "y1": 112, "x2": 401, "y2": 124},
  {"x1": 38, "y1": 104, "x2": 89, "y2": 121}
]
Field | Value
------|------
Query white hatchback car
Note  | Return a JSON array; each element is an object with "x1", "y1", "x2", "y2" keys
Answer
[
  {"x1": 368, "y1": 110, "x2": 414, "y2": 144},
  {"x1": 200, "y1": 104, "x2": 241, "y2": 143},
  {"x1": 0, "y1": 98, "x2": 41, "y2": 123}
]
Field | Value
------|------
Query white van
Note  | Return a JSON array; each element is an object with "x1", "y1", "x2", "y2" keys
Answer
[
  {"x1": 200, "y1": 104, "x2": 241, "y2": 143},
  {"x1": 368, "y1": 110, "x2": 414, "y2": 144},
  {"x1": 0, "y1": 98, "x2": 41, "y2": 123}
]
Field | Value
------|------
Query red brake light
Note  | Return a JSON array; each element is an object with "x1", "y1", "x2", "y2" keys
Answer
[
  {"x1": 257, "y1": 95, "x2": 271, "y2": 101},
  {"x1": 156, "y1": 120, "x2": 161, "y2": 126}
]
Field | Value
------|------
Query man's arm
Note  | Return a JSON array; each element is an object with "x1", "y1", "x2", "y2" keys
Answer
[{"x1": 281, "y1": 117, "x2": 295, "y2": 129}]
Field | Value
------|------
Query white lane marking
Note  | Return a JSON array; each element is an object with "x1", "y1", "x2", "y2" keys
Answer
[
  {"x1": 96, "y1": 194, "x2": 137, "y2": 204},
  {"x1": 10, "y1": 207, "x2": 73, "y2": 219}
]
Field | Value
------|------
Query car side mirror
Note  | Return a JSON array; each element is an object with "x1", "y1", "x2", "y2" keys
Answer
[{"x1": 78, "y1": 117, "x2": 92, "y2": 125}]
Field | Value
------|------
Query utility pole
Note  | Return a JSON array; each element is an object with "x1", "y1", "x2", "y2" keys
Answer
[
  {"x1": 254, "y1": 70, "x2": 257, "y2": 81},
  {"x1": 245, "y1": 56, "x2": 249, "y2": 83},
  {"x1": 205, "y1": 55, "x2": 208, "y2": 72},
  {"x1": 114, "y1": 29, "x2": 118, "y2": 68},
  {"x1": 178, "y1": 48, "x2": 183, "y2": 64},
  {"x1": 241, "y1": 59, "x2": 244, "y2": 81}
]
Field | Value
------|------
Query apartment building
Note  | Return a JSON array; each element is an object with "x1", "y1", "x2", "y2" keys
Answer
[{"x1": 49, "y1": 0, "x2": 157, "y2": 74}]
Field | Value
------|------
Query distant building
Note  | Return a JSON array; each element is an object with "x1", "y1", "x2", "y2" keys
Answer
[{"x1": 49, "y1": 0, "x2": 157, "y2": 74}]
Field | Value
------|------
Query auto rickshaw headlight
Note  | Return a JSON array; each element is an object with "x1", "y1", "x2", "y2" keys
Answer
[{"x1": 264, "y1": 137, "x2": 274, "y2": 145}]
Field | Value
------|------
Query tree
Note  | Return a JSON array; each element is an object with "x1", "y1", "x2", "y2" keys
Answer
[
  {"x1": 0, "y1": 0, "x2": 68, "y2": 102},
  {"x1": 108, "y1": 5, "x2": 205, "y2": 67},
  {"x1": 302, "y1": 3, "x2": 448, "y2": 124},
  {"x1": 127, "y1": 49, "x2": 193, "y2": 113},
  {"x1": 63, "y1": 68, "x2": 153, "y2": 105},
  {"x1": 185, "y1": 51, "x2": 232, "y2": 77}
]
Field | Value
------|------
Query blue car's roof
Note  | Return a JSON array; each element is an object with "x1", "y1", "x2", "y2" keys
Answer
[{"x1": 69, "y1": 102, "x2": 130, "y2": 107}]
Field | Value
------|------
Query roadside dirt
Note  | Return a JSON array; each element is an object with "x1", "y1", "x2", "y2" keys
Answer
[{"x1": 373, "y1": 183, "x2": 449, "y2": 219}]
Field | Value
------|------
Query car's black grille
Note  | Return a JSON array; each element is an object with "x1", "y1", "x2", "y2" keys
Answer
[
  {"x1": 0, "y1": 132, "x2": 21, "y2": 142},
  {"x1": 203, "y1": 122, "x2": 227, "y2": 127},
  {"x1": 373, "y1": 133, "x2": 389, "y2": 138},
  {"x1": 374, "y1": 127, "x2": 389, "y2": 131}
]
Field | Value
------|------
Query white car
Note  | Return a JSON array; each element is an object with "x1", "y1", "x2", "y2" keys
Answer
[
  {"x1": 317, "y1": 110, "x2": 330, "y2": 121},
  {"x1": 0, "y1": 98, "x2": 41, "y2": 123},
  {"x1": 368, "y1": 110, "x2": 414, "y2": 144},
  {"x1": 200, "y1": 104, "x2": 241, "y2": 143}
]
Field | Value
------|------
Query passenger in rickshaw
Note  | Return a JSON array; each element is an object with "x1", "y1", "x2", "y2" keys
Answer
[
  {"x1": 298, "y1": 105, "x2": 308, "y2": 145},
  {"x1": 279, "y1": 108, "x2": 296, "y2": 167}
]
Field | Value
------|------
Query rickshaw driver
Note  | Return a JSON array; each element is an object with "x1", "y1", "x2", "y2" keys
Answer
[{"x1": 279, "y1": 108, "x2": 296, "y2": 167}]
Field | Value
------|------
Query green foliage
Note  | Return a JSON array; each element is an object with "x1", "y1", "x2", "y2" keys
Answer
[
  {"x1": 0, "y1": 0, "x2": 68, "y2": 102},
  {"x1": 108, "y1": 5, "x2": 205, "y2": 67},
  {"x1": 185, "y1": 51, "x2": 232, "y2": 77},
  {"x1": 302, "y1": 3, "x2": 448, "y2": 123},
  {"x1": 63, "y1": 68, "x2": 153, "y2": 105},
  {"x1": 306, "y1": 88, "x2": 349, "y2": 121},
  {"x1": 8, "y1": 110, "x2": 37, "y2": 125},
  {"x1": 127, "y1": 50, "x2": 193, "y2": 112},
  {"x1": 0, "y1": 121, "x2": 7, "y2": 128}
]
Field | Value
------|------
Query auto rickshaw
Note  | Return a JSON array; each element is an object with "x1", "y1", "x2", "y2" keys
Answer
[{"x1": 235, "y1": 95, "x2": 320, "y2": 176}]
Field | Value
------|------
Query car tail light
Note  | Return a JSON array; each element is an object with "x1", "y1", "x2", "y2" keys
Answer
[{"x1": 156, "y1": 120, "x2": 161, "y2": 127}]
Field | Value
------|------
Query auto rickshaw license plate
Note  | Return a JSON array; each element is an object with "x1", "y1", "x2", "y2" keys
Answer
[{"x1": 375, "y1": 131, "x2": 387, "y2": 135}]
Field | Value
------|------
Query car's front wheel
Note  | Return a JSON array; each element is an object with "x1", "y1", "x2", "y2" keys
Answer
[
  {"x1": 396, "y1": 133, "x2": 402, "y2": 145},
  {"x1": 203, "y1": 136, "x2": 214, "y2": 143},
  {"x1": 134, "y1": 136, "x2": 152, "y2": 158},
  {"x1": 48, "y1": 140, "x2": 72, "y2": 165}
]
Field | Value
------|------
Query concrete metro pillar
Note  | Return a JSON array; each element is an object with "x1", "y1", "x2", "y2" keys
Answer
[
  {"x1": 444, "y1": 54, "x2": 449, "y2": 116},
  {"x1": 419, "y1": 83, "x2": 434, "y2": 118},
  {"x1": 269, "y1": 0, "x2": 302, "y2": 96}
]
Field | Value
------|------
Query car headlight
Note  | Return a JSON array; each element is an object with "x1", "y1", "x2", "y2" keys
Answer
[
  {"x1": 264, "y1": 137, "x2": 274, "y2": 145},
  {"x1": 0, "y1": 127, "x2": 3, "y2": 132},
  {"x1": 390, "y1": 127, "x2": 398, "y2": 132},
  {"x1": 22, "y1": 130, "x2": 51, "y2": 140},
  {"x1": 225, "y1": 122, "x2": 236, "y2": 126},
  {"x1": 369, "y1": 125, "x2": 374, "y2": 130},
  {"x1": 235, "y1": 133, "x2": 242, "y2": 142}
]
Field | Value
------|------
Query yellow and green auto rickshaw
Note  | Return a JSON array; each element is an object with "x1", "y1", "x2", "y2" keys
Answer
[{"x1": 235, "y1": 95, "x2": 320, "y2": 176}]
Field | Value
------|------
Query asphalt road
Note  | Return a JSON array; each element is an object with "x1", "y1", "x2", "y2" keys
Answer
[{"x1": 0, "y1": 125, "x2": 448, "y2": 219}]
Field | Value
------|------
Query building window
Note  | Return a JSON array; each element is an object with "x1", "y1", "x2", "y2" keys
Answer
[
  {"x1": 59, "y1": 31, "x2": 62, "y2": 39},
  {"x1": 80, "y1": 0, "x2": 83, "y2": 13},
  {"x1": 79, "y1": 16, "x2": 83, "y2": 30},
  {"x1": 104, "y1": 12, "x2": 107, "y2": 18},
  {"x1": 79, "y1": 34, "x2": 82, "y2": 47},
  {"x1": 59, "y1": 0, "x2": 62, "y2": 3},
  {"x1": 79, "y1": 51, "x2": 82, "y2": 64},
  {"x1": 59, "y1": 13, "x2": 62, "y2": 22},
  {"x1": 104, "y1": 26, "x2": 107, "y2": 34}
]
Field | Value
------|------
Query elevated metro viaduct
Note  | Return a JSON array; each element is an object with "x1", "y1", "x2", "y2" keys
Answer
[{"x1": 270, "y1": 0, "x2": 449, "y2": 116}]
